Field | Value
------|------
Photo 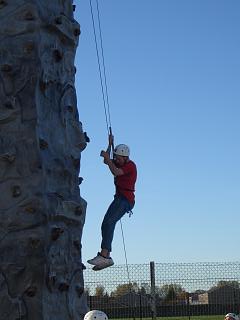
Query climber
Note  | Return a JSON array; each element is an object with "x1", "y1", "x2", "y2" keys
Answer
[{"x1": 87, "y1": 134, "x2": 137, "y2": 271}]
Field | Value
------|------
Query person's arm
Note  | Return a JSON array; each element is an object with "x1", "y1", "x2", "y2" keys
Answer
[{"x1": 100, "y1": 151, "x2": 124, "y2": 176}]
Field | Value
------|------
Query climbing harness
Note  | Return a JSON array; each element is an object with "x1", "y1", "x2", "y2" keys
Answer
[
  {"x1": 128, "y1": 210, "x2": 133, "y2": 218},
  {"x1": 89, "y1": 0, "x2": 132, "y2": 283}
]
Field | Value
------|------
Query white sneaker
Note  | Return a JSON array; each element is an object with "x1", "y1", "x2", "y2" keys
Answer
[
  {"x1": 92, "y1": 256, "x2": 114, "y2": 271},
  {"x1": 87, "y1": 253, "x2": 103, "y2": 265}
]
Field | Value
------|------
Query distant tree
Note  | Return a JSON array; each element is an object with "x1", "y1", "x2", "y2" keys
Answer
[
  {"x1": 209, "y1": 281, "x2": 240, "y2": 292},
  {"x1": 155, "y1": 285, "x2": 165, "y2": 298},
  {"x1": 160, "y1": 284, "x2": 185, "y2": 303},
  {"x1": 217, "y1": 281, "x2": 240, "y2": 289},
  {"x1": 139, "y1": 283, "x2": 151, "y2": 295},
  {"x1": 178, "y1": 291, "x2": 189, "y2": 303},
  {"x1": 111, "y1": 282, "x2": 139, "y2": 297},
  {"x1": 85, "y1": 287, "x2": 90, "y2": 297},
  {"x1": 194, "y1": 289, "x2": 206, "y2": 294},
  {"x1": 95, "y1": 285, "x2": 105, "y2": 297}
]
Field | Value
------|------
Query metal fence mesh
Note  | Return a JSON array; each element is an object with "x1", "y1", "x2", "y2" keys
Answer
[{"x1": 84, "y1": 261, "x2": 240, "y2": 319}]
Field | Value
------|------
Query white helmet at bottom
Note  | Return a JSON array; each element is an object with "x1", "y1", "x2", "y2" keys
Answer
[
  {"x1": 84, "y1": 310, "x2": 108, "y2": 320},
  {"x1": 225, "y1": 313, "x2": 239, "y2": 320},
  {"x1": 114, "y1": 144, "x2": 130, "y2": 157}
]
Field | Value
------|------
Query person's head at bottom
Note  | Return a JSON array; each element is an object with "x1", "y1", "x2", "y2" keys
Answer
[
  {"x1": 225, "y1": 313, "x2": 239, "y2": 320},
  {"x1": 84, "y1": 310, "x2": 108, "y2": 320}
]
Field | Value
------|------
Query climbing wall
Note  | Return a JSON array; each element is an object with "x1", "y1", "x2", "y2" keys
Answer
[{"x1": 0, "y1": 1, "x2": 88, "y2": 319}]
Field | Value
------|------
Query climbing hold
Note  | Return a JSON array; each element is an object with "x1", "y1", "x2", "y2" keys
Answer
[
  {"x1": 72, "y1": 5, "x2": 76, "y2": 12},
  {"x1": 3, "y1": 154, "x2": 15, "y2": 163},
  {"x1": 53, "y1": 49, "x2": 63, "y2": 62},
  {"x1": 78, "y1": 177, "x2": 83, "y2": 185},
  {"x1": 24, "y1": 11, "x2": 35, "y2": 20},
  {"x1": 72, "y1": 158, "x2": 80, "y2": 169},
  {"x1": 62, "y1": 169, "x2": 69, "y2": 178},
  {"x1": 81, "y1": 263, "x2": 86, "y2": 270},
  {"x1": 51, "y1": 192, "x2": 64, "y2": 200},
  {"x1": 0, "y1": 0, "x2": 7, "y2": 9},
  {"x1": 75, "y1": 206, "x2": 82, "y2": 216},
  {"x1": 51, "y1": 227, "x2": 64, "y2": 241},
  {"x1": 73, "y1": 239, "x2": 81, "y2": 250},
  {"x1": 74, "y1": 28, "x2": 80, "y2": 37},
  {"x1": 84, "y1": 132, "x2": 90, "y2": 143},
  {"x1": 39, "y1": 138, "x2": 48, "y2": 150},
  {"x1": 4, "y1": 101, "x2": 14, "y2": 109},
  {"x1": 39, "y1": 80, "x2": 47, "y2": 92},
  {"x1": 25, "y1": 206, "x2": 36, "y2": 214},
  {"x1": 12, "y1": 186, "x2": 21, "y2": 198},
  {"x1": 60, "y1": 35, "x2": 67, "y2": 45},
  {"x1": 25, "y1": 286, "x2": 37, "y2": 297},
  {"x1": 29, "y1": 238, "x2": 41, "y2": 249},
  {"x1": 47, "y1": 273, "x2": 56, "y2": 289},
  {"x1": 24, "y1": 42, "x2": 34, "y2": 54},
  {"x1": 75, "y1": 285, "x2": 84, "y2": 297},
  {"x1": 1, "y1": 64, "x2": 12, "y2": 72},
  {"x1": 58, "y1": 282, "x2": 69, "y2": 292},
  {"x1": 67, "y1": 105, "x2": 74, "y2": 113},
  {"x1": 55, "y1": 16, "x2": 62, "y2": 25}
]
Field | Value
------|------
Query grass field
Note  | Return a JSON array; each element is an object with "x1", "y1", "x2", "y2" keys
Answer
[
  {"x1": 122, "y1": 316, "x2": 224, "y2": 320},
  {"x1": 157, "y1": 316, "x2": 223, "y2": 320}
]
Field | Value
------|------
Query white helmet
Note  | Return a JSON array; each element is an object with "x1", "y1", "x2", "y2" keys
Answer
[
  {"x1": 114, "y1": 144, "x2": 130, "y2": 157},
  {"x1": 225, "y1": 313, "x2": 239, "y2": 320},
  {"x1": 84, "y1": 310, "x2": 108, "y2": 320}
]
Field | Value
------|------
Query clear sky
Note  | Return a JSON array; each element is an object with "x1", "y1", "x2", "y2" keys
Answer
[{"x1": 74, "y1": 1, "x2": 240, "y2": 265}]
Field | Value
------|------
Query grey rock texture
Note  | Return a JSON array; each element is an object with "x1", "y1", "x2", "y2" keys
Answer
[{"x1": 0, "y1": 1, "x2": 88, "y2": 319}]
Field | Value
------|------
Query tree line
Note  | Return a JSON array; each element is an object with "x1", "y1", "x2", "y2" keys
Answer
[{"x1": 85, "y1": 280, "x2": 240, "y2": 303}]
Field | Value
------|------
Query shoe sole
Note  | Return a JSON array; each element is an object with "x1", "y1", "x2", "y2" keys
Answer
[
  {"x1": 87, "y1": 260, "x2": 98, "y2": 265},
  {"x1": 92, "y1": 263, "x2": 114, "y2": 271}
]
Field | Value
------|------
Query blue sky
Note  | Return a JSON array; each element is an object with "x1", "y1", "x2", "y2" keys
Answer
[{"x1": 74, "y1": 1, "x2": 240, "y2": 265}]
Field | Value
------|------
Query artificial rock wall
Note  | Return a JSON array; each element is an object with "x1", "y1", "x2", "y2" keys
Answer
[{"x1": 0, "y1": 1, "x2": 88, "y2": 319}]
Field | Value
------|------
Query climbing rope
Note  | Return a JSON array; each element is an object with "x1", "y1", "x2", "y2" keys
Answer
[
  {"x1": 95, "y1": 0, "x2": 112, "y2": 128},
  {"x1": 120, "y1": 220, "x2": 132, "y2": 285},
  {"x1": 89, "y1": 0, "x2": 111, "y2": 134},
  {"x1": 89, "y1": 0, "x2": 132, "y2": 283}
]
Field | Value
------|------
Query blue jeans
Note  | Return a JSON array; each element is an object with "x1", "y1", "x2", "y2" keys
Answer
[{"x1": 101, "y1": 195, "x2": 134, "y2": 252}]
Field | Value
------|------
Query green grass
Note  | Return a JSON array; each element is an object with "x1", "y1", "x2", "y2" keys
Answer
[
  {"x1": 118, "y1": 316, "x2": 224, "y2": 320},
  {"x1": 157, "y1": 316, "x2": 223, "y2": 320}
]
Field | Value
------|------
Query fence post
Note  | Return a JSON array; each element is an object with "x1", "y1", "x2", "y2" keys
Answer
[
  {"x1": 150, "y1": 261, "x2": 157, "y2": 320},
  {"x1": 139, "y1": 294, "x2": 143, "y2": 320}
]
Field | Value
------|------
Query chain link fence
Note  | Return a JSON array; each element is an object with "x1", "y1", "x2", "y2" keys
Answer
[{"x1": 84, "y1": 261, "x2": 240, "y2": 319}]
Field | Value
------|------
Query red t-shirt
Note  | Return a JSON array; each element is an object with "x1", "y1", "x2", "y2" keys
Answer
[{"x1": 114, "y1": 160, "x2": 137, "y2": 204}]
